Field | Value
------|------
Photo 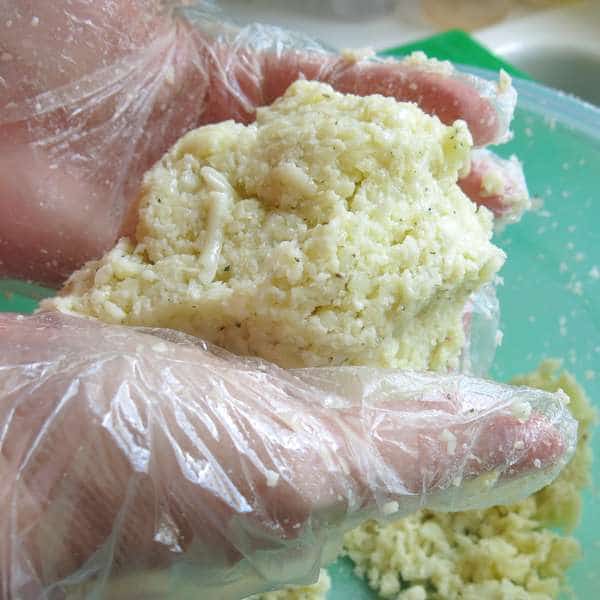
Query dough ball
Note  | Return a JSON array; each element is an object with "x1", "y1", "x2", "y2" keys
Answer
[{"x1": 47, "y1": 80, "x2": 504, "y2": 370}]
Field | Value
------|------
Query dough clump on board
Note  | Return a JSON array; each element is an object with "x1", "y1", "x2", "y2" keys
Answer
[{"x1": 46, "y1": 80, "x2": 503, "y2": 371}]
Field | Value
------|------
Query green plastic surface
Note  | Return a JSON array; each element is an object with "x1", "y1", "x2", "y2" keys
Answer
[
  {"x1": 380, "y1": 29, "x2": 530, "y2": 80},
  {"x1": 1, "y1": 30, "x2": 598, "y2": 600}
]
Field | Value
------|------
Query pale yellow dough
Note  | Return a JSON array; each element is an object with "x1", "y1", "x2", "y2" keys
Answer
[
  {"x1": 46, "y1": 80, "x2": 503, "y2": 371},
  {"x1": 248, "y1": 569, "x2": 330, "y2": 600}
]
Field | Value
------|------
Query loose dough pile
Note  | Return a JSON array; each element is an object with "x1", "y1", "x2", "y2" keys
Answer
[
  {"x1": 47, "y1": 80, "x2": 503, "y2": 371},
  {"x1": 253, "y1": 361, "x2": 593, "y2": 600}
]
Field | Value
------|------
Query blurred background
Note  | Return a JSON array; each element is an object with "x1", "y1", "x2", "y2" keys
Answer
[{"x1": 220, "y1": 0, "x2": 600, "y2": 106}]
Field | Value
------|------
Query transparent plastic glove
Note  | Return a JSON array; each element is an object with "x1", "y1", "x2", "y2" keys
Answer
[
  {"x1": 0, "y1": 313, "x2": 577, "y2": 599},
  {"x1": 459, "y1": 148, "x2": 532, "y2": 227},
  {"x1": 1, "y1": 0, "x2": 520, "y2": 287},
  {"x1": 461, "y1": 282, "x2": 503, "y2": 377}
]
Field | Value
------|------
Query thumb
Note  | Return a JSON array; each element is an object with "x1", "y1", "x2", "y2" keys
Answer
[{"x1": 292, "y1": 366, "x2": 575, "y2": 518}]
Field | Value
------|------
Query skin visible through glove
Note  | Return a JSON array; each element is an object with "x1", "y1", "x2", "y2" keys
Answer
[{"x1": 0, "y1": 314, "x2": 572, "y2": 599}]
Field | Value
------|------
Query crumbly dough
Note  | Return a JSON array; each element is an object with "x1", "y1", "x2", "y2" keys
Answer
[
  {"x1": 343, "y1": 360, "x2": 595, "y2": 600},
  {"x1": 46, "y1": 80, "x2": 503, "y2": 371}
]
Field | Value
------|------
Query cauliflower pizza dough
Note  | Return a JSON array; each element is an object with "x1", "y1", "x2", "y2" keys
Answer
[{"x1": 47, "y1": 80, "x2": 504, "y2": 371}]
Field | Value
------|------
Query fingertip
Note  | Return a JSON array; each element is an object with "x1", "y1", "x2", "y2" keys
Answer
[
  {"x1": 458, "y1": 167, "x2": 507, "y2": 216},
  {"x1": 475, "y1": 412, "x2": 569, "y2": 483},
  {"x1": 508, "y1": 413, "x2": 567, "y2": 476}
]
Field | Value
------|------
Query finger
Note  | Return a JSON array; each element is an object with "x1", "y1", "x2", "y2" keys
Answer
[
  {"x1": 0, "y1": 314, "x2": 577, "y2": 597},
  {"x1": 459, "y1": 148, "x2": 531, "y2": 225},
  {"x1": 1, "y1": 10, "x2": 207, "y2": 286},
  {"x1": 468, "y1": 412, "x2": 565, "y2": 477},
  {"x1": 0, "y1": 144, "x2": 116, "y2": 285},
  {"x1": 295, "y1": 368, "x2": 576, "y2": 516},
  {"x1": 0, "y1": 0, "x2": 165, "y2": 106},
  {"x1": 259, "y1": 52, "x2": 516, "y2": 147}
]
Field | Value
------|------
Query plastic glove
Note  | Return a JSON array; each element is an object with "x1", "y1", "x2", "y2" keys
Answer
[
  {"x1": 0, "y1": 0, "x2": 523, "y2": 288},
  {"x1": 0, "y1": 312, "x2": 577, "y2": 599},
  {"x1": 458, "y1": 148, "x2": 531, "y2": 227}
]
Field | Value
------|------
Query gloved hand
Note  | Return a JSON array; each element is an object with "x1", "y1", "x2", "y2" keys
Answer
[
  {"x1": 0, "y1": 0, "x2": 527, "y2": 288},
  {"x1": 0, "y1": 312, "x2": 576, "y2": 599}
]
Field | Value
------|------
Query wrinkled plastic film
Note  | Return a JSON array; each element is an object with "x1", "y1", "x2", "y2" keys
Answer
[
  {"x1": 0, "y1": 313, "x2": 577, "y2": 598},
  {"x1": 1, "y1": 3, "x2": 542, "y2": 599},
  {"x1": 461, "y1": 281, "x2": 502, "y2": 378},
  {"x1": 179, "y1": 2, "x2": 517, "y2": 146},
  {"x1": 457, "y1": 68, "x2": 517, "y2": 145}
]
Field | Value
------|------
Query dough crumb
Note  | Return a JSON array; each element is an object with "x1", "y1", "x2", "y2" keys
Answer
[
  {"x1": 382, "y1": 501, "x2": 399, "y2": 516},
  {"x1": 510, "y1": 399, "x2": 532, "y2": 422},
  {"x1": 401, "y1": 51, "x2": 455, "y2": 76},
  {"x1": 498, "y1": 69, "x2": 512, "y2": 93},
  {"x1": 340, "y1": 47, "x2": 375, "y2": 62},
  {"x1": 247, "y1": 569, "x2": 330, "y2": 600},
  {"x1": 440, "y1": 428, "x2": 457, "y2": 455},
  {"x1": 265, "y1": 470, "x2": 280, "y2": 488}
]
